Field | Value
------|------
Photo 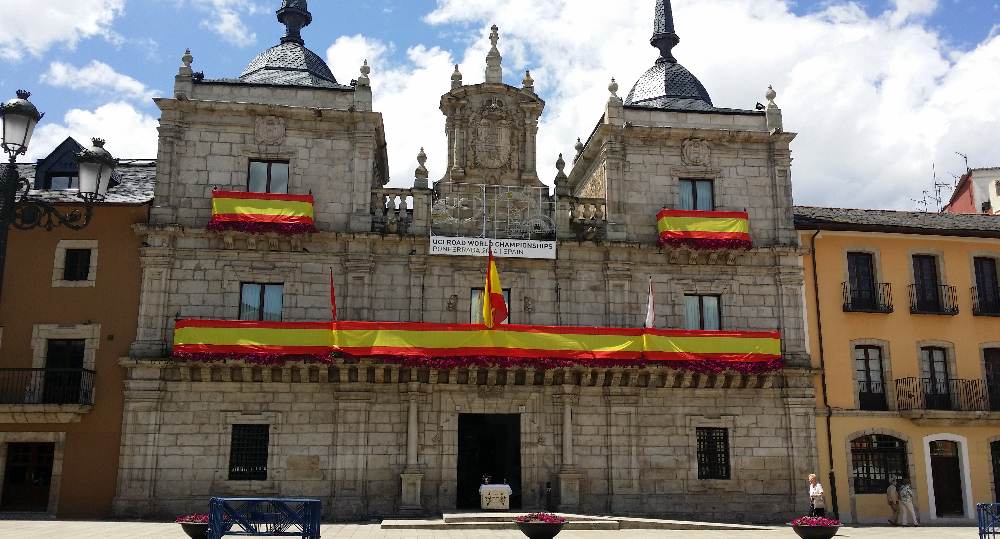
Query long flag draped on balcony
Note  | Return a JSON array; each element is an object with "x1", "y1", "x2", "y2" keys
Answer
[
  {"x1": 208, "y1": 190, "x2": 318, "y2": 235},
  {"x1": 172, "y1": 320, "x2": 783, "y2": 373},
  {"x1": 656, "y1": 209, "x2": 752, "y2": 250}
]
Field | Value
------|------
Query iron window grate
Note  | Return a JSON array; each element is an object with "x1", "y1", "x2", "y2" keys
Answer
[
  {"x1": 850, "y1": 434, "x2": 908, "y2": 494},
  {"x1": 228, "y1": 424, "x2": 270, "y2": 481},
  {"x1": 696, "y1": 427, "x2": 730, "y2": 480}
]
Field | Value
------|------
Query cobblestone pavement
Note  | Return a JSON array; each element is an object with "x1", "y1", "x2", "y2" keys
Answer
[{"x1": 0, "y1": 521, "x2": 978, "y2": 539}]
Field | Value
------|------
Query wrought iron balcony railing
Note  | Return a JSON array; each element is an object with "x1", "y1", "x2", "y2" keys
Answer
[
  {"x1": 842, "y1": 282, "x2": 893, "y2": 313},
  {"x1": 972, "y1": 286, "x2": 1000, "y2": 316},
  {"x1": 0, "y1": 368, "x2": 95, "y2": 406},
  {"x1": 895, "y1": 377, "x2": 993, "y2": 412},
  {"x1": 909, "y1": 284, "x2": 959, "y2": 315},
  {"x1": 857, "y1": 380, "x2": 889, "y2": 411}
]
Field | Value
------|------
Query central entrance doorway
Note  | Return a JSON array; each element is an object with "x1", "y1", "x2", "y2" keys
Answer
[
  {"x1": 1, "y1": 442, "x2": 55, "y2": 512},
  {"x1": 457, "y1": 414, "x2": 521, "y2": 510}
]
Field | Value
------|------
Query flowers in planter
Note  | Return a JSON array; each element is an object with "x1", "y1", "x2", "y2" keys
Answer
[
  {"x1": 175, "y1": 514, "x2": 209, "y2": 524},
  {"x1": 790, "y1": 516, "x2": 841, "y2": 527},
  {"x1": 516, "y1": 513, "x2": 567, "y2": 524}
]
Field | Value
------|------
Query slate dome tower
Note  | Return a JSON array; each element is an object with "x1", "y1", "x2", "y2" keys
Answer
[{"x1": 239, "y1": 0, "x2": 341, "y2": 88}]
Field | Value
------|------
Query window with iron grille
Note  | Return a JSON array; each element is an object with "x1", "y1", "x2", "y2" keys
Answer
[
  {"x1": 228, "y1": 424, "x2": 270, "y2": 481},
  {"x1": 63, "y1": 249, "x2": 92, "y2": 281},
  {"x1": 696, "y1": 427, "x2": 730, "y2": 480},
  {"x1": 850, "y1": 434, "x2": 907, "y2": 494}
]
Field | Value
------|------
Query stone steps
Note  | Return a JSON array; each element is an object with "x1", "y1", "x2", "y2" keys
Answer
[{"x1": 381, "y1": 512, "x2": 775, "y2": 531}]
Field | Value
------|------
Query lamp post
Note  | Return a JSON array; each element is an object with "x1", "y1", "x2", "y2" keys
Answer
[{"x1": 0, "y1": 89, "x2": 117, "y2": 300}]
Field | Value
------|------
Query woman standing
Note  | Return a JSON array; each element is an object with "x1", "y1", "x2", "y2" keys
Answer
[
  {"x1": 808, "y1": 474, "x2": 826, "y2": 517},
  {"x1": 898, "y1": 478, "x2": 919, "y2": 527}
]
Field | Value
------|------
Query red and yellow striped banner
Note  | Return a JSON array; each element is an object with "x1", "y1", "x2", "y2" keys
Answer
[
  {"x1": 656, "y1": 209, "x2": 752, "y2": 250},
  {"x1": 173, "y1": 320, "x2": 781, "y2": 371},
  {"x1": 208, "y1": 190, "x2": 317, "y2": 234}
]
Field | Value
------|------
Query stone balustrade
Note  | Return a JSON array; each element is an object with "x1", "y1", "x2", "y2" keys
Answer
[{"x1": 372, "y1": 188, "x2": 414, "y2": 235}]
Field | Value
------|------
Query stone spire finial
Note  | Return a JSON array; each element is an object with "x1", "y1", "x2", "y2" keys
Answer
[
  {"x1": 554, "y1": 153, "x2": 569, "y2": 195},
  {"x1": 414, "y1": 147, "x2": 429, "y2": 189},
  {"x1": 485, "y1": 24, "x2": 503, "y2": 84},
  {"x1": 608, "y1": 77, "x2": 619, "y2": 98},
  {"x1": 451, "y1": 64, "x2": 463, "y2": 89},
  {"x1": 574, "y1": 137, "x2": 584, "y2": 161},
  {"x1": 358, "y1": 59, "x2": 371, "y2": 87},
  {"x1": 651, "y1": 0, "x2": 680, "y2": 63},
  {"x1": 522, "y1": 70, "x2": 534, "y2": 92},
  {"x1": 277, "y1": 0, "x2": 312, "y2": 45},
  {"x1": 765, "y1": 85, "x2": 783, "y2": 134}
]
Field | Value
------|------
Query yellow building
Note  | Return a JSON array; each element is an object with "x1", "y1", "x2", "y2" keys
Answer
[{"x1": 797, "y1": 207, "x2": 1000, "y2": 525}]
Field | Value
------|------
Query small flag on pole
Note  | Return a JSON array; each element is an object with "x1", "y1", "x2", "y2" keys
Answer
[
  {"x1": 330, "y1": 268, "x2": 338, "y2": 321},
  {"x1": 645, "y1": 276, "x2": 655, "y2": 329},
  {"x1": 482, "y1": 245, "x2": 508, "y2": 329}
]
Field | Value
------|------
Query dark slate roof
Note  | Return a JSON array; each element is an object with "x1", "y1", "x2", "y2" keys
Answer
[
  {"x1": 15, "y1": 160, "x2": 156, "y2": 205},
  {"x1": 625, "y1": 61, "x2": 716, "y2": 111},
  {"x1": 794, "y1": 206, "x2": 1000, "y2": 238},
  {"x1": 238, "y1": 41, "x2": 350, "y2": 89}
]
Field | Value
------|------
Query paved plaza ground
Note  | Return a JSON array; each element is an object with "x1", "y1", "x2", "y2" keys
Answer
[{"x1": 0, "y1": 521, "x2": 978, "y2": 539}]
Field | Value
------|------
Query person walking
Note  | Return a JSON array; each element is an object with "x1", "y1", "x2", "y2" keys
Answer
[
  {"x1": 898, "y1": 478, "x2": 919, "y2": 526},
  {"x1": 808, "y1": 473, "x2": 827, "y2": 517},
  {"x1": 886, "y1": 477, "x2": 900, "y2": 525}
]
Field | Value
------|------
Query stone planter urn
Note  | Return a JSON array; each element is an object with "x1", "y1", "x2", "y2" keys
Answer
[
  {"x1": 791, "y1": 525, "x2": 839, "y2": 539},
  {"x1": 514, "y1": 513, "x2": 566, "y2": 539},
  {"x1": 180, "y1": 522, "x2": 209, "y2": 539}
]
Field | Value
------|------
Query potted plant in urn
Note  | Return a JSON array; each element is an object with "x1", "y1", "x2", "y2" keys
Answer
[
  {"x1": 515, "y1": 513, "x2": 567, "y2": 539},
  {"x1": 789, "y1": 516, "x2": 841, "y2": 539},
  {"x1": 176, "y1": 513, "x2": 210, "y2": 539}
]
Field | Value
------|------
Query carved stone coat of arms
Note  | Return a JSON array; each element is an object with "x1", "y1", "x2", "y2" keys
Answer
[
  {"x1": 255, "y1": 116, "x2": 286, "y2": 145},
  {"x1": 470, "y1": 97, "x2": 513, "y2": 170}
]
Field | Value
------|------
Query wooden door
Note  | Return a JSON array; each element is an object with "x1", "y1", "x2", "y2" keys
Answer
[
  {"x1": 848, "y1": 252, "x2": 877, "y2": 308},
  {"x1": 1, "y1": 443, "x2": 54, "y2": 512},
  {"x1": 912, "y1": 255, "x2": 941, "y2": 311},
  {"x1": 930, "y1": 440, "x2": 964, "y2": 517}
]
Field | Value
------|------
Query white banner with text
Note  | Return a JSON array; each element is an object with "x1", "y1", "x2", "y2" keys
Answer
[{"x1": 430, "y1": 236, "x2": 557, "y2": 259}]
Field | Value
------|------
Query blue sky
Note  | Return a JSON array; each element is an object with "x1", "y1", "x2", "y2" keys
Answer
[{"x1": 1, "y1": 0, "x2": 998, "y2": 209}]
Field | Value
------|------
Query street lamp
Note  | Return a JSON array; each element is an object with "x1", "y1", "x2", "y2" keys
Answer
[{"x1": 0, "y1": 90, "x2": 117, "y2": 298}]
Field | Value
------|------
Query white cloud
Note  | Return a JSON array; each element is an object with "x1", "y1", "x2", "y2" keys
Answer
[
  {"x1": 0, "y1": 0, "x2": 125, "y2": 60},
  {"x1": 394, "y1": 0, "x2": 1000, "y2": 210},
  {"x1": 41, "y1": 61, "x2": 153, "y2": 102},
  {"x1": 27, "y1": 102, "x2": 159, "y2": 160},
  {"x1": 196, "y1": 0, "x2": 266, "y2": 47}
]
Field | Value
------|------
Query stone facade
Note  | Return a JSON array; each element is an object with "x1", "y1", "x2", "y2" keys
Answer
[{"x1": 114, "y1": 1, "x2": 815, "y2": 523}]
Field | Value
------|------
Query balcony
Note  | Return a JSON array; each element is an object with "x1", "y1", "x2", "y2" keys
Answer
[
  {"x1": 908, "y1": 284, "x2": 959, "y2": 315},
  {"x1": 973, "y1": 286, "x2": 1000, "y2": 316},
  {"x1": 895, "y1": 377, "x2": 995, "y2": 412},
  {"x1": 842, "y1": 282, "x2": 893, "y2": 313},
  {"x1": 857, "y1": 380, "x2": 888, "y2": 411},
  {"x1": 0, "y1": 368, "x2": 95, "y2": 405}
]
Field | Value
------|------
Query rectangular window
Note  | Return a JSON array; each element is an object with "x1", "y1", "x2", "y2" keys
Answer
[
  {"x1": 854, "y1": 345, "x2": 887, "y2": 411},
  {"x1": 228, "y1": 424, "x2": 269, "y2": 481},
  {"x1": 912, "y1": 254, "x2": 941, "y2": 311},
  {"x1": 239, "y1": 283, "x2": 283, "y2": 321},
  {"x1": 471, "y1": 288, "x2": 511, "y2": 325},
  {"x1": 696, "y1": 427, "x2": 730, "y2": 480},
  {"x1": 248, "y1": 161, "x2": 289, "y2": 194},
  {"x1": 974, "y1": 257, "x2": 1000, "y2": 312},
  {"x1": 45, "y1": 174, "x2": 79, "y2": 190},
  {"x1": 846, "y1": 252, "x2": 877, "y2": 309},
  {"x1": 44, "y1": 339, "x2": 85, "y2": 405},
  {"x1": 62, "y1": 249, "x2": 92, "y2": 282},
  {"x1": 684, "y1": 295, "x2": 721, "y2": 330},
  {"x1": 679, "y1": 179, "x2": 714, "y2": 211}
]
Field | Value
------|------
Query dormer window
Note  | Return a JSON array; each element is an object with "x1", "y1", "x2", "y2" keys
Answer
[
  {"x1": 248, "y1": 161, "x2": 289, "y2": 194},
  {"x1": 45, "y1": 173, "x2": 79, "y2": 190},
  {"x1": 679, "y1": 179, "x2": 714, "y2": 211}
]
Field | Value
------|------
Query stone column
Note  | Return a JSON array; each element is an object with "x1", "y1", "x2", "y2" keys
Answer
[
  {"x1": 400, "y1": 388, "x2": 425, "y2": 515},
  {"x1": 112, "y1": 361, "x2": 165, "y2": 518},
  {"x1": 555, "y1": 393, "x2": 581, "y2": 511}
]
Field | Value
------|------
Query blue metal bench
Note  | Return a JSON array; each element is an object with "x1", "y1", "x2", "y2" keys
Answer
[
  {"x1": 980, "y1": 503, "x2": 1000, "y2": 539},
  {"x1": 208, "y1": 497, "x2": 321, "y2": 539}
]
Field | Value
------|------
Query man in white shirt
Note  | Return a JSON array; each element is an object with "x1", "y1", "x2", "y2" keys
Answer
[{"x1": 886, "y1": 477, "x2": 900, "y2": 525}]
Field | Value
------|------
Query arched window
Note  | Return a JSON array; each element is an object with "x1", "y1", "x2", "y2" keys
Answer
[{"x1": 851, "y1": 434, "x2": 908, "y2": 494}]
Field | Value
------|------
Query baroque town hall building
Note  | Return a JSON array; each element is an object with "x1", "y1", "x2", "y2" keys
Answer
[{"x1": 113, "y1": 0, "x2": 815, "y2": 521}]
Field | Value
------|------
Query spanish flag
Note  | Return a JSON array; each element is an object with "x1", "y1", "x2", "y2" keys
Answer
[{"x1": 482, "y1": 246, "x2": 508, "y2": 329}]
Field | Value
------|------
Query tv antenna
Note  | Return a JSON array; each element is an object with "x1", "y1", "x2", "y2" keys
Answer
[{"x1": 955, "y1": 152, "x2": 970, "y2": 174}]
